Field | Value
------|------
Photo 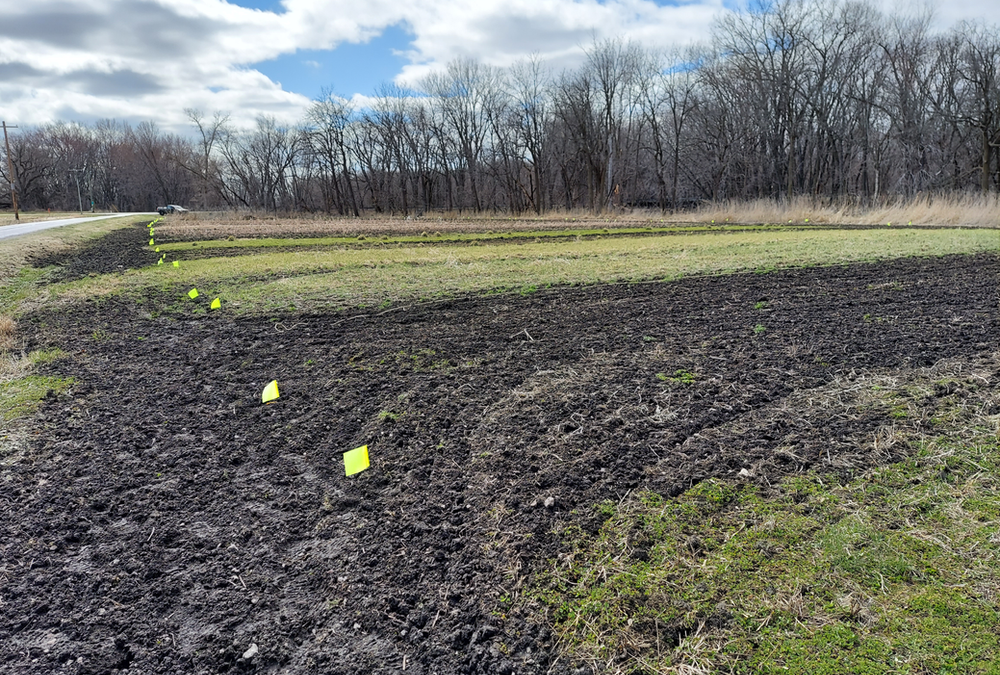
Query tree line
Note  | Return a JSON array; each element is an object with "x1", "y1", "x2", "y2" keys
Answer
[{"x1": 3, "y1": 0, "x2": 1000, "y2": 216}]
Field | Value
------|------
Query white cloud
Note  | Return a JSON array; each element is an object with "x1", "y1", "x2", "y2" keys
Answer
[
  {"x1": 0, "y1": 0, "x2": 997, "y2": 133},
  {"x1": 868, "y1": 0, "x2": 1000, "y2": 28}
]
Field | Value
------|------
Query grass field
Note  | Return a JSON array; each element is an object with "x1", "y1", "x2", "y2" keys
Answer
[
  {"x1": 537, "y1": 357, "x2": 1000, "y2": 674},
  {"x1": 49, "y1": 221, "x2": 1000, "y2": 317},
  {"x1": 2, "y1": 215, "x2": 999, "y2": 673}
]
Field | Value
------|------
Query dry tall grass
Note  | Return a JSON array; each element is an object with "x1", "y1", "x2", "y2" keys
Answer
[
  {"x1": 155, "y1": 194, "x2": 1000, "y2": 240},
  {"x1": 664, "y1": 194, "x2": 1000, "y2": 227},
  {"x1": 0, "y1": 316, "x2": 30, "y2": 388}
]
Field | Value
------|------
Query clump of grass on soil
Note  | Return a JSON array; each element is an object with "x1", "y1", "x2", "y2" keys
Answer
[
  {"x1": 532, "y1": 354, "x2": 1000, "y2": 674},
  {"x1": 0, "y1": 349, "x2": 71, "y2": 422}
]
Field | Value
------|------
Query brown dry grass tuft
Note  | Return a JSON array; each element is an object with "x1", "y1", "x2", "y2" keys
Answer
[
  {"x1": 0, "y1": 351, "x2": 31, "y2": 384},
  {"x1": 0, "y1": 315, "x2": 15, "y2": 352}
]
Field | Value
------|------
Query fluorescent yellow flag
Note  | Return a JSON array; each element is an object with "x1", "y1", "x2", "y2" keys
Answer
[
  {"x1": 173, "y1": 261, "x2": 179, "y2": 267},
  {"x1": 344, "y1": 445, "x2": 370, "y2": 476},
  {"x1": 157, "y1": 259, "x2": 163, "y2": 265},
  {"x1": 149, "y1": 238, "x2": 154, "y2": 246},
  {"x1": 188, "y1": 288, "x2": 199, "y2": 299},
  {"x1": 155, "y1": 247, "x2": 160, "y2": 252},
  {"x1": 261, "y1": 380, "x2": 279, "y2": 403},
  {"x1": 210, "y1": 298, "x2": 221, "y2": 309}
]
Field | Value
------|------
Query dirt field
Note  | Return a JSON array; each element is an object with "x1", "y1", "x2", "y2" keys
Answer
[{"x1": 1, "y1": 224, "x2": 997, "y2": 673}]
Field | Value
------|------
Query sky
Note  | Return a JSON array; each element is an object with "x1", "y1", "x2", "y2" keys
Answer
[{"x1": 0, "y1": 0, "x2": 998, "y2": 134}]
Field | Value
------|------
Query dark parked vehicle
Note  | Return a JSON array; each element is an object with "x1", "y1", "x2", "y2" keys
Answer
[{"x1": 156, "y1": 204, "x2": 189, "y2": 215}]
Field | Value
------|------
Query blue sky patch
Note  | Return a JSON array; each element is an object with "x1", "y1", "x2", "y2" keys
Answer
[
  {"x1": 252, "y1": 24, "x2": 413, "y2": 100},
  {"x1": 224, "y1": 0, "x2": 286, "y2": 13}
]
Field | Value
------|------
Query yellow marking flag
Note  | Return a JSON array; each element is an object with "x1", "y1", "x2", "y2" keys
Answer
[
  {"x1": 149, "y1": 238, "x2": 154, "y2": 246},
  {"x1": 261, "y1": 380, "x2": 279, "y2": 403},
  {"x1": 188, "y1": 288, "x2": 199, "y2": 299},
  {"x1": 173, "y1": 261, "x2": 180, "y2": 267},
  {"x1": 210, "y1": 298, "x2": 221, "y2": 309},
  {"x1": 157, "y1": 259, "x2": 163, "y2": 265},
  {"x1": 344, "y1": 445, "x2": 370, "y2": 476},
  {"x1": 155, "y1": 247, "x2": 160, "y2": 252}
]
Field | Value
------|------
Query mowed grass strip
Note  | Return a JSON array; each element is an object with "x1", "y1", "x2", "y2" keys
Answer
[
  {"x1": 61, "y1": 227, "x2": 999, "y2": 315},
  {"x1": 536, "y1": 358, "x2": 1000, "y2": 674},
  {"x1": 152, "y1": 224, "x2": 782, "y2": 251}
]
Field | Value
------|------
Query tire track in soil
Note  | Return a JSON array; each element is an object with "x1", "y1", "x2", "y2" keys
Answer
[{"x1": 1, "y1": 251, "x2": 997, "y2": 674}]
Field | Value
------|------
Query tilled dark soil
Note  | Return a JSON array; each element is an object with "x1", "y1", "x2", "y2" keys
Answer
[{"x1": 2, "y1": 239, "x2": 998, "y2": 674}]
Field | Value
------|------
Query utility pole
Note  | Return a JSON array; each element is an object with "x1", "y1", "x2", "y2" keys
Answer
[
  {"x1": 2, "y1": 121, "x2": 19, "y2": 221},
  {"x1": 70, "y1": 169, "x2": 84, "y2": 213}
]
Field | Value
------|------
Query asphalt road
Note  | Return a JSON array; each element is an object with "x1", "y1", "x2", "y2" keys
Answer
[{"x1": 0, "y1": 213, "x2": 152, "y2": 241}]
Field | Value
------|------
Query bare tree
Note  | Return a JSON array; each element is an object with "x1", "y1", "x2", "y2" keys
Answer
[
  {"x1": 584, "y1": 37, "x2": 644, "y2": 211},
  {"x1": 184, "y1": 109, "x2": 231, "y2": 208},
  {"x1": 218, "y1": 116, "x2": 302, "y2": 212},
  {"x1": 7, "y1": 0, "x2": 1000, "y2": 216},
  {"x1": 508, "y1": 56, "x2": 551, "y2": 214},
  {"x1": 638, "y1": 46, "x2": 702, "y2": 212},
  {"x1": 950, "y1": 22, "x2": 1000, "y2": 193},
  {"x1": 421, "y1": 58, "x2": 499, "y2": 212},
  {"x1": 305, "y1": 90, "x2": 360, "y2": 216},
  {"x1": 875, "y1": 9, "x2": 935, "y2": 197}
]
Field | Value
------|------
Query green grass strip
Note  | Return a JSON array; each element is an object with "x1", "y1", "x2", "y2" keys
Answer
[
  {"x1": 153, "y1": 224, "x2": 795, "y2": 251},
  {"x1": 66, "y1": 227, "x2": 999, "y2": 316}
]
